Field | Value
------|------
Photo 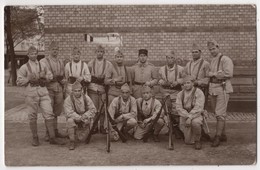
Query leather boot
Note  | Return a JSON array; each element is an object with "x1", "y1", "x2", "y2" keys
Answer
[
  {"x1": 68, "y1": 128, "x2": 76, "y2": 150},
  {"x1": 29, "y1": 121, "x2": 39, "y2": 146},
  {"x1": 211, "y1": 135, "x2": 220, "y2": 147},
  {"x1": 201, "y1": 128, "x2": 212, "y2": 142},
  {"x1": 100, "y1": 126, "x2": 106, "y2": 134},
  {"x1": 44, "y1": 123, "x2": 49, "y2": 142},
  {"x1": 195, "y1": 141, "x2": 202, "y2": 150},
  {"x1": 220, "y1": 120, "x2": 227, "y2": 142},
  {"x1": 45, "y1": 119, "x2": 66, "y2": 145},
  {"x1": 173, "y1": 125, "x2": 184, "y2": 139},
  {"x1": 54, "y1": 117, "x2": 67, "y2": 138},
  {"x1": 211, "y1": 120, "x2": 225, "y2": 147},
  {"x1": 153, "y1": 134, "x2": 160, "y2": 142}
]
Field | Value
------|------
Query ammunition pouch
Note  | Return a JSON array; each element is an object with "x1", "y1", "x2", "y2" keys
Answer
[{"x1": 91, "y1": 76, "x2": 104, "y2": 85}]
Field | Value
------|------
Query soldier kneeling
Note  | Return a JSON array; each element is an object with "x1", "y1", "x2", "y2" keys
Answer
[
  {"x1": 134, "y1": 86, "x2": 165, "y2": 142},
  {"x1": 176, "y1": 75, "x2": 205, "y2": 150},
  {"x1": 64, "y1": 81, "x2": 97, "y2": 150}
]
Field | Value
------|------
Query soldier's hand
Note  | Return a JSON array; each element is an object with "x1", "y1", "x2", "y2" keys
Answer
[
  {"x1": 143, "y1": 118, "x2": 150, "y2": 125},
  {"x1": 145, "y1": 81, "x2": 151, "y2": 87},
  {"x1": 114, "y1": 76, "x2": 123, "y2": 82},
  {"x1": 97, "y1": 75, "x2": 105, "y2": 79},
  {"x1": 158, "y1": 79, "x2": 165, "y2": 86},
  {"x1": 77, "y1": 76, "x2": 84, "y2": 82},
  {"x1": 185, "y1": 118, "x2": 191, "y2": 127},
  {"x1": 208, "y1": 72, "x2": 216, "y2": 77},
  {"x1": 216, "y1": 71, "x2": 225, "y2": 79},
  {"x1": 39, "y1": 71, "x2": 46, "y2": 79},
  {"x1": 28, "y1": 74, "x2": 37, "y2": 81},
  {"x1": 75, "y1": 116, "x2": 82, "y2": 122},
  {"x1": 171, "y1": 81, "x2": 178, "y2": 87}
]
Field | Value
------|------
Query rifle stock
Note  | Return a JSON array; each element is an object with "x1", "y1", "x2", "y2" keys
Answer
[{"x1": 104, "y1": 101, "x2": 111, "y2": 153}]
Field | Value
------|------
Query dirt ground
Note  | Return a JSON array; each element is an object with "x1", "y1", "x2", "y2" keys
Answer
[{"x1": 5, "y1": 121, "x2": 256, "y2": 166}]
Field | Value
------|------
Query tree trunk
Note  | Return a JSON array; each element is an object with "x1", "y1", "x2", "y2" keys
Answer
[{"x1": 5, "y1": 6, "x2": 17, "y2": 86}]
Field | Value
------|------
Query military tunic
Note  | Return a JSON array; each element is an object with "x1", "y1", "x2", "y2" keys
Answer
[{"x1": 176, "y1": 87, "x2": 205, "y2": 144}]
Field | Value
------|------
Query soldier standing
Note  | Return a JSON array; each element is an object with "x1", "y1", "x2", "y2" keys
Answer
[
  {"x1": 64, "y1": 81, "x2": 97, "y2": 150},
  {"x1": 207, "y1": 40, "x2": 234, "y2": 147},
  {"x1": 41, "y1": 41, "x2": 67, "y2": 141},
  {"x1": 131, "y1": 49, "x2": 158, "y2": 99},
  {"x1": 16, "y1": 46, "x2": 65, "y2": 146},
  {"x1": 183, "y1": 43, "x2": 211, "y2": 141},
  {"x1": 158, "y1": 50, "x2": 184, "y2": 139},
  {"x1": 176, "y1": 75, "x2": 205, "y2": 150},
  {"x1": 105, "y1": 50, "x2": 132, "y2": 105},
  {"x1": 88, "y1": 45, "x2": 114, "y2": 134},
  {"x1": 64, "y1": 47, "x2": 91, "y2": 97}
]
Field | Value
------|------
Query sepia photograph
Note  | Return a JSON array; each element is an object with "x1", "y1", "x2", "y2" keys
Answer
[{"x1": 2, "y1": 1, "x2": 258, "y2": 167}]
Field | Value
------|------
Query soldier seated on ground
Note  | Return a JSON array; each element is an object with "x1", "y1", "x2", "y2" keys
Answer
[
  {"x1": 176, "y1": 75, "x2": 205, "y2": 150},
  {"x1": 134, "y1": 85, "x2": 165, "y2": 142},
  {"x1": 64, "y1": 81, "x2": 97, "y2": 150},
  {"x1": 108, "y1": 83, "x2": 137, "y2": 141}
]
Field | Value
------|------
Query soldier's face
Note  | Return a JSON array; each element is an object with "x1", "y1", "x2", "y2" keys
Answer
[
  {"x1": 208, "y1": 46, "x2": 219, "y2": 57},
  {"x1": 73, "y1": 53, "x2": 81, "y2": 63},
  {"x1": 192, "y1": 50, "x2": 201, "y2": 60},
  {"x1": 121, "y1": 89, "x2": 130, "y2": 101},
  {"x1": 142, "y1": 90, "x2": 152, "y2": 101},
  {"x1": 183, "y1": 80, "x2": 193, "y2": 91},
  {"x1": 28, "y1": 50, "x2": 38, "y2": 62},
  {"x1": 139, "y1": 54, "x2": 148, "y2": 63},
  {"x1": 51, "y1": 47, "x2": 59, "y2": 57},
  {"x1": 115, "y1": 54, "x2": 124, "y2": 65},
  {"x1": 166, "y1": 55, "x2": 176, "y2": 65},
  {"x1": 96, "y1": 50, "x2": 105, "y2": 59},
  {"x1": 73, "y1": 88, "x2": 82, "y2": 98}
]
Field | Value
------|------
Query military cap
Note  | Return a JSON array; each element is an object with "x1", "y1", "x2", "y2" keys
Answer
[
  {"x1": 72, "y1": 81, "x2": 82, "y2": 90},
  {"x1": 142, "y1": 85, "x2": 152, "y2": 93},
  {"x1": 49, "y1": 40, "x2": 59, "y2": 49},
  {"x1": 115, "y1": 49, "x2": 124, "y2": 56},
  {"x1": 27, "y1": 46, "x2": 38, "y2": 54},
  {"x1": 121, "y1": 83, "x2": 130, "y2": 92},
  {"x1": 192, "y1": 43, "x2": 201, "y2": 52},
  {"x1": 139, "y1": 49, "x2": 148, "y2": 56},
  {"x1": 207, "y1": 39, "x2": 219, "y2": 48},
  {"x1": 72, "y1": 47, "x2": 81, "y2": 55},
  {"x1": 96, "y1": 45, "x2": 105, "y2": 52}
]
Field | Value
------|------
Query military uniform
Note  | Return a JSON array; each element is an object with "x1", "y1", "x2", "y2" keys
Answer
[
  {"x1": 134, "y1": 97, "x2": 165, "y2": 140},
  {"x1": 17, "y1": 47, "x2": 64, "y2": 146},
  {"x1": 108, "y1": 95, "x2": 137, "y2": 140},
  {"x1": 64, "y1": 60, "x2": 91, "y2": 97},
  {"x1": 64, "y1": 82, "x2": 97, "y2": 150},
  {"x1": 176, "y1": 87, "x2": 205, "y2": 145},
  {"x1": 207, "y1": 40, "x2": 234, "y2": 147},
  {"x1": 105, "y1": 62, "x2": 131, "y2": 105}
]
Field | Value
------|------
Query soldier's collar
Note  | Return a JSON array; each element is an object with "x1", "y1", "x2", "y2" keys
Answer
[
  {"x1": 138, "y1": 61, "x2": 148, "y2": 67},
  {"x1": 49, "y1": 55, "x2": 59, "y2": 62},
  {"x1": 29, "y1": 59, "x2": 39, "y2": 65},
  {"x1": 192, "y1": 57, "x2": 202, "y2": 63}
]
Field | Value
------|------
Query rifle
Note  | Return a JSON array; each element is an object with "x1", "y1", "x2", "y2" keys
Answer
[
  {"x1": 104, "y1": 98, "x2": 111, "y2": 153},
  {"x1": 142, "y1": 96, "x2": 168, "y2": 142},
  {"x1": 164, "y1": 96, "x2": 174, "y2": 150},
  {"x1": 85, "y1": 102, "x2": 104, "y2": 144}
]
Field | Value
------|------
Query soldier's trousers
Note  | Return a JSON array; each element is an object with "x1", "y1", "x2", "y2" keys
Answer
[
  {"x1": 179, "y1": 116, "x2": 203, "y2": 144},
  {"x1": 67, "y1": 118, "x2": 91, "y2": 142},
  {"x1": 210, "y1": 93, "x2": 230, "y2": 121},
  {"x1": 48, "y1": 89, "x2": 63, "y2": 116},
  {"x1": 26, "y1": 95, "x2": 55, "y2": 121},
  {"x1": 134, "y1": 118, "x2": 165, "y2": 140}
]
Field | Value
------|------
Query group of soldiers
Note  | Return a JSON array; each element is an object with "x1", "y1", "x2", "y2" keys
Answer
[{"x1": 16, "y1": 39, "x2": 233, "y2": 151}]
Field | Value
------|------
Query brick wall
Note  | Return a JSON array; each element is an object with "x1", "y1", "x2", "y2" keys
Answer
[{"x1": 44, "y1": 5, "x2": 256, "y2": 102}]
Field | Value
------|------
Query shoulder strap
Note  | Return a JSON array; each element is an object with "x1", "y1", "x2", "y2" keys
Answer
[
  {"x1": 117, "y1": 96, "x2": 122, "y2": 116},
  {"x1": 46, "y1": 58, "x2": 54, "y2": 74},
  {"x1": 83, "y1": 94, "x2": 89, "y2": 112},
  {"x1": 181, "y1": 87, "x2": 197, "y2": 109},
  {"x1": 80, "y1": 61, "x2": 84, "y2": 76},
  {"x1": 101, "y1": 59, "x2": 106, "y2": 75},
  {"x1": 217, "y1": 54, "x2": 223, "y2": 71},
  {"x1": 149, "y1": 97, "x2": 155, "y2": 116},
  {"x1": 70, "y1": 94, "x2": 78, "y2": 113},
  {"x1": 27, "y1": 62, "x2": 32, "y2": 74},
  {"x1": 175, "y1": 63, "x2": 178, "y2": 81},
  {"x1": 164, "y1": 65, "x2": 168, "y2": 81},
  {"x1": 70, "y1": 62, "x2": 73, "y2": 76},
  {"x1": 195, "y1": 59, "x2": 204, "y2": 79},
  {"x1": 39, "y1": 62, "x2": 42, "y2": 72},
  {"x1": 124, "y1": 65, "x2": 129, "y2": 83},
  {"x1": 92, "y1": 59, "x2": 96, "y2": 75},
  {"x1": 189, "y1": 61, "x2": 192, "y2": 75}
]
